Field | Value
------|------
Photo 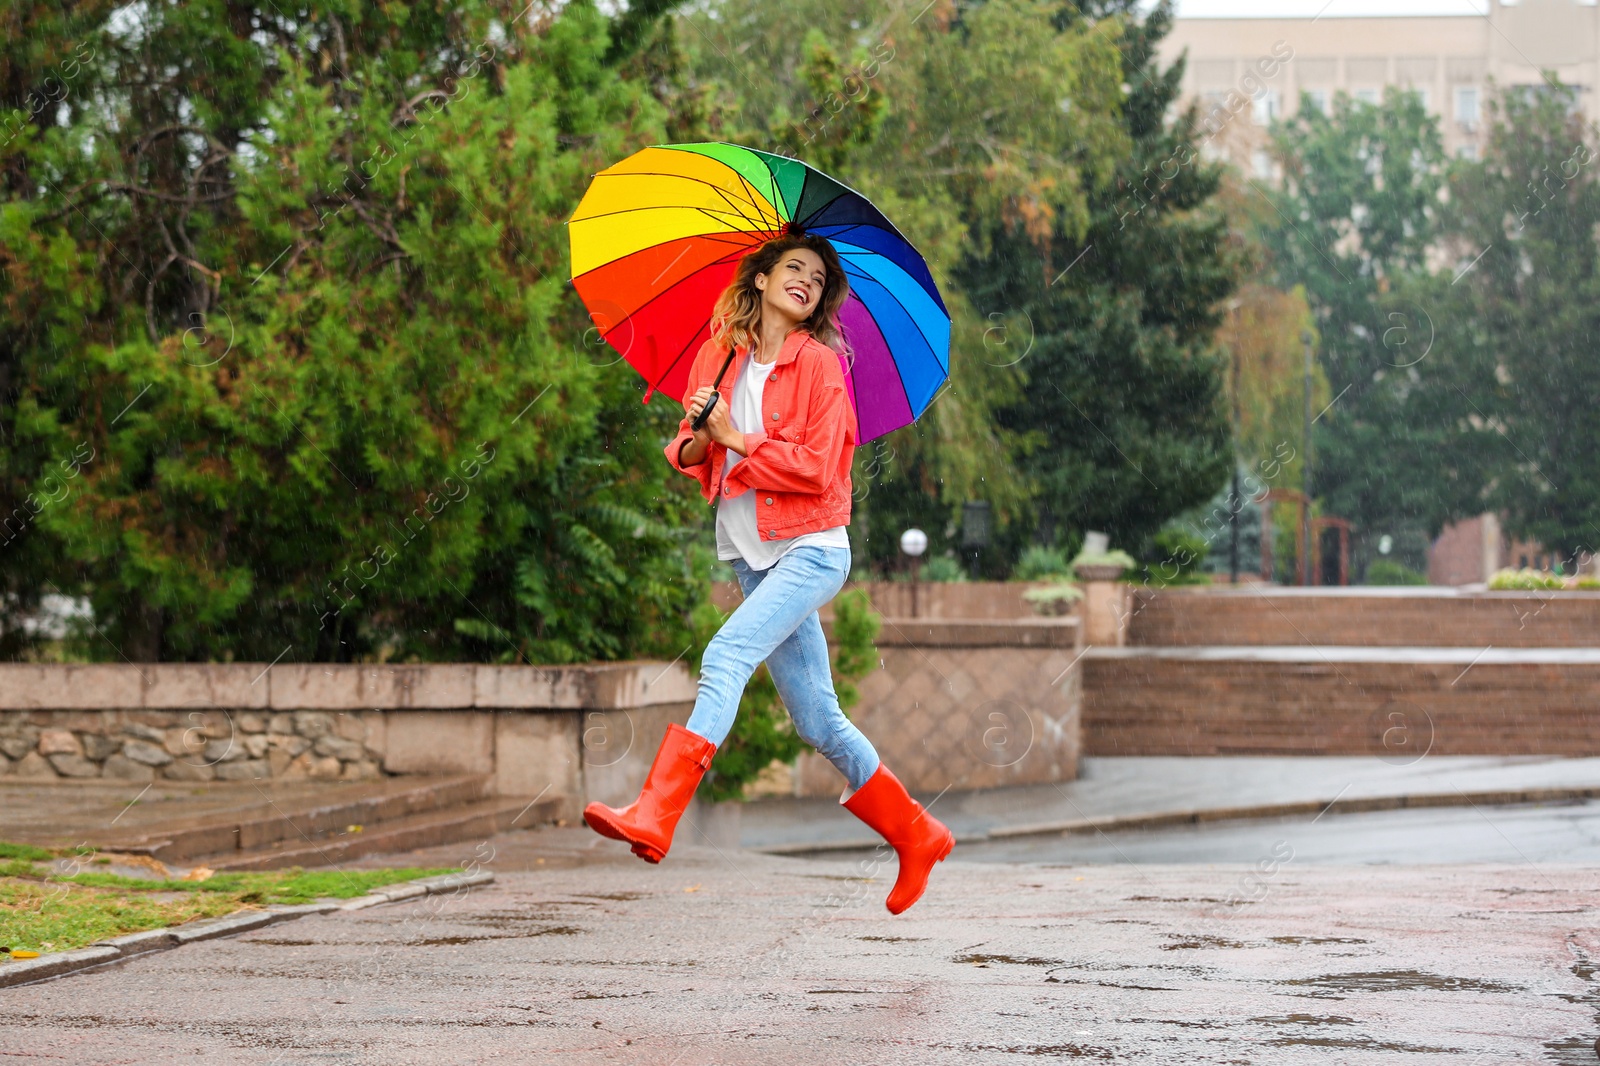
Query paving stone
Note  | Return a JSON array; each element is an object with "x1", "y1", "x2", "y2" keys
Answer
[
  {"x1": 160, "y1": 760, "x2": 215, "y2": 782},
  {"x1": 91, "y1": 928, "x2": 179, "y2": 956},
  {"x1": 36, "y1": 729, "x2": 80, "y2": 756},
  {"x1": 0, "y1": 946, "x2": 120, "y2": 988},
  {"x1": 46, "y1": 752, "x2": 100, "y2": 778},
  {"x1": 169, "y1": 910, "x2": 279, "y2": 944},
  {"x1": 213, "y1": 759, "x2": 269, "y2": 781},
  {"x1": 121, "y1": 739, "x2": 173, "y2": 767},
  {"x1": 0, "y1": 737, "x2": 35, "y2": 760},
  {"x1": 313, "y1": 735, "x2": 366, "y2": 761},
  {"x1": 294, "y1": 712, "x2": 336, "y2": 739},
  {"x1": 10, "y1": 751, "x2": 56, "y2": 778},
  {"x1": 101, "y1": 754, "x2": 155, "y2": 782}
]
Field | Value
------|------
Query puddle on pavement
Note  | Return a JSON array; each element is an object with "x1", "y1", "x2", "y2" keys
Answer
[
  {"x1": 1162, "y1": 935, "x2": 1245, "y2": 950},
  {"x1": 246, "y1": 938, "x2": 318, "y2": 947},
  {"x1": 1125, "y1": 895, "x2": 1228, "y2": 905},
  {"x1": 572, "y1": 892, "x2": 648, "y2": 901},
  {"x1": 572, "y1": 990, "x2": 654, "y2": 1000},
  {"x1": 1268, "y1": 936, "x2": 1369, "y2": 946},
  {"x1": 858, "y1": 935, "x2": 927, "y2": 943},
  {"x1": 954, "y1": 952, "x2": 1066, "y2": 968},
  {"x1": 412, "y1": 926, "x2": 583, "y2": 946},
  {"x1": 1265, "y1": 1036, "x2": 1461, "y2": 1052},
  {"x1": 1282, "y1": 970, "x2": 1520, "y2": 996},
  {"x1": 1252, "y1": 1014, "x2": 1357, "y2": 1026},
  {"x1": 937, "y1": 1042, "x2": 1113, "y2": 1059}
]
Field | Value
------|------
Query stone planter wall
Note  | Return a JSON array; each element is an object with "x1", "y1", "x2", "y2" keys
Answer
[
  {"x1": 789, "y1": 617, "x2": 1084, "y2": 797},
  {"x1": 0, "y1": 662, "x2": 697, "y2": 820},
  {"x1": 0, "y1": 708, "x2": 385, "y2": 784}
]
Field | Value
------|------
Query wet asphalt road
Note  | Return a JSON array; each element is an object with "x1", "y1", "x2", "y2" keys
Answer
[{"x1": 3, "y1": 826, "x2": 1597, "y2": 1064}]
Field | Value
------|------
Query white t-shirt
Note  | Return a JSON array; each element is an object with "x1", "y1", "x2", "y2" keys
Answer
[{"x1": 715, "y1": 355, "x2": 849, "y2": 571}]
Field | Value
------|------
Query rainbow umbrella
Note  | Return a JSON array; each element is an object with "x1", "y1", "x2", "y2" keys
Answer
[{"x1": 567, "y1": 142, "x2": 950, "y2": 443}]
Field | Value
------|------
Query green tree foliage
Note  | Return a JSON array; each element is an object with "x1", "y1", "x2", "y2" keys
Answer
[
  {"x1": 1263, "y1": 86, "x2": 1480, "y2": 544},
  {"x1": 1432, "y1": 84, "x2": 1600, "y2": 563},
  {"x1": 681, "y1": 0, "x2": 1228, "y2": 576},
  {"x1": 973, "y1": 0, "x2": 1239, "y2": 563},
  {"x1": 0, "y1": 1, "x2": 704, "y2": 662}
]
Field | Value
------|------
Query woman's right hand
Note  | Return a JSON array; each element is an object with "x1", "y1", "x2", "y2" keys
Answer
[
  {"x1": 677, "y1": 385, "x2": 716, "y2": 467},
  {"x1": 684, "y1": 386, "x2": 716, "y2": 437}
]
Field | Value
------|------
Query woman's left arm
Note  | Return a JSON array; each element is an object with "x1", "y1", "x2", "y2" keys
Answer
[{"x1": 720, "y1": 364, "x2": 851, "y2": 496}]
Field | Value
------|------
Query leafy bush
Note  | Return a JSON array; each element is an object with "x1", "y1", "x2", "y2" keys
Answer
[
  {"x1": 1013, "y1": 546, "x2": 1074, "y2": 582},
  {"x1": 1153, "y1": 528, "x2": 1210, "y2": 576},
  {"x1": 1488, "y1": 567, "x2": 1565, "y2": 590},
  {"x1": 1022, "y1": 582, "x2": 1085, "y2": 616},
  {"x1": 1366, "y1": 560, "x2": 1429, "y2": 586},
  {"x1": 1069, "y1": 547, "x2": 1138, "y2": 572},
  {"x1": 921, "y1": 556, "x2": 969, "y2": 583},
  {"x1": 1578, "y1": 576, "x2": 1600, "y2": 590},
  {"x1": 694, "y1": 588, "x2": 881, "y2": 803},
  {"x1": 1135, "y1": 527, "x2": 1211, "y2": 586}
]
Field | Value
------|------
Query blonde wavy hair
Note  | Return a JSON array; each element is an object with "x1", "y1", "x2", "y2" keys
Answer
[{"x1": 708, "y1": 233, "x2": 851, "y2": 358}]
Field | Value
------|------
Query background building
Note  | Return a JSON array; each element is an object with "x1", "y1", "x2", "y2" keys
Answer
[{"x1": 1159, "y1": 0, "x2": 1600, "y2": 178}]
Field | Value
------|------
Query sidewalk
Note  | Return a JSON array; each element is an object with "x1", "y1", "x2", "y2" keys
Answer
[{"x1": 741, "y1": 755, "x2": 1600, "y2": 852}]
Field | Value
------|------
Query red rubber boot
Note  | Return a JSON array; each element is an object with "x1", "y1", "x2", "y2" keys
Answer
[
  {"x1": 583, "y1": 723, "x2": 716, "y2": 864},
  {"x1": 843, "y1": 764, "x2": 955, "y2": 914}
]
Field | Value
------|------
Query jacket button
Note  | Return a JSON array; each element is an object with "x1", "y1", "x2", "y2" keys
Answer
[
  {"x1": 765, "y1": 497, "x2": 774, "y2": 505},
  {"x1": 771, "y1": 412, "x2": 779, "y2": 420},
  {"x1": 769, "y1": 530, "x2": 777, "y2": 536}
]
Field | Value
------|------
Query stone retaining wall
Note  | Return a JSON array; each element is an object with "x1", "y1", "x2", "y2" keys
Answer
[
  {"x1": 789, "y1": 617, "x2": 1084, "y2": 797},
  {"x1": 0, "y1": 662, "x2": 697, "y2": 819}
]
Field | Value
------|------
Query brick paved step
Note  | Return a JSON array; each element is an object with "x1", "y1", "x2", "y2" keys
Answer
[
  {"x1": 210, "y1": 795, "x2": 560, "y2": 871},
  {"x1": 94, "y1": 774, "x2": 495, "y2": 863},
  {"x1": 1128, "y1": 586, "x2": 1600, "y2": 647},
  {"x1": 1083, "y1": 646, "x2": 1600, "y2": 757}
]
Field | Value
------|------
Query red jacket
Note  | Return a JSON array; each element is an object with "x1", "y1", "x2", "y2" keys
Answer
[{"x1": 665, "y1": 330, "x2": 855, "y2": 540}]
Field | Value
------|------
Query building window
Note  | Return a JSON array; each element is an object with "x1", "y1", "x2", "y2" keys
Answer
[
  {"x1": 1303, "y1": 89, "x2": 1328, "y2": 115},
  {"x1": 1354, "y1": 88, "x2": 1380, "y2": 105},
  {"x1": 1456, "y1": 142, "x2": 1480, "y2": 161},
  {"x1": 1253, "y1": 90, "x2": 1280, "y2": 126},
  {"x1": 1413, "y1": 87, "x2": 1431, "y2": 112},
  {"x1": 1455, "y1": 86, "x2": 1480, "y2": 130},
  {"x1": 1251, "y1": 149, "x2": 1274, "y2": 180}
]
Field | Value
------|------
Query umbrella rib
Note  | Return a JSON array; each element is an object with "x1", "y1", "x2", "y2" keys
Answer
[
  {"x1": 576, "y1": 170, "x2": 779, "y2": 225},
  {"x1": 840, "y1": 254, "x2": 949, "y2": 375},
  {"x1": 571, "y1": 202, "x2": 773, "y2": 233}
]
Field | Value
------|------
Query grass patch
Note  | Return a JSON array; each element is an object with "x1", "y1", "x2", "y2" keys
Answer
[
  {"x1": 0, "y1": 845, "x2": 453, "y2": 955},
  {"x1": 0, "y1": 843, "x2": 56, "y2": 863}
]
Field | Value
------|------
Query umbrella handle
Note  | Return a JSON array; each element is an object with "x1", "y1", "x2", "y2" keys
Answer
[
  {"x1": 691, "y1": 391, "x2": 719, "y2": 432},
  {"x1": 690, "y1": 348, "x2": 738, "y2": 433}
]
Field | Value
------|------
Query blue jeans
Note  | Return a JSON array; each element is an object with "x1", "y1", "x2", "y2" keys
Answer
[{"x1": 686, "y1": 545, "x2": 881, "y2": 791}]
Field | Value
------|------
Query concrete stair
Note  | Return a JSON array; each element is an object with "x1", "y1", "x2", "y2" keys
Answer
[
  {"x1": 1128, "y1": 586, "x2": 1600, "y2": 647},
  {"x1": 80, "y1": 774, "x2": 560, "y2": 870},
  {"x1": 210, "y1": 794, "x2": 559, "y2": 871},
  {"x1": 1089, "y1": 587, "x2": 1600, "y2": 758}
]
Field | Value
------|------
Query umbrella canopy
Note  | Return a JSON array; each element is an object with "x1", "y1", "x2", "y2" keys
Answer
[{"x1": 568, "y1": 142, "x2": 950, "y2": 443}]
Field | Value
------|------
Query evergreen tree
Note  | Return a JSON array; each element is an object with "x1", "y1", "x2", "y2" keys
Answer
[
  {"x1": 0, "y1": 1, "x2": 704, "y2": 662},
  {"x1": 972, "y1": 0, "x2": 1240, "y2": 562},
  {"x1": 1434, "y1": 84, "x2": 1600, "y2": 564}
]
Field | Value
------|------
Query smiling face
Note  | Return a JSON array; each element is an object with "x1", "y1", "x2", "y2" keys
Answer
[{"x1": 755, "y1": 248, "x2": 828, "y2": 327}]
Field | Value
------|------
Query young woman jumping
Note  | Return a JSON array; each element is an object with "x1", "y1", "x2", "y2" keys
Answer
[{"x1": 582, "y1": 233, "x2": 954, "y2": 915}]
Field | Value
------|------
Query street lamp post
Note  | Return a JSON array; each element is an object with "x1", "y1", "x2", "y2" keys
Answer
[
  {"x1": 900, "y1": 528, "x2": 928, "y2": 619},
  {"x1": 1302, "y1": 329, "x2": 1315, "y2": 587},
  {"x1": 1227, "y1": 298, "x2": 1242, "y2": 586}
]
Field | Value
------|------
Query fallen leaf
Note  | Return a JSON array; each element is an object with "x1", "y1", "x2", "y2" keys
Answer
[
  {"x1": 345, "y1": 825, "x2": 363, "y2": 834},
  {"x1": 11, "y1": 951, "x2": 39, "y2": 959},
  {"x1": 181, "y1": 866, "x2": 215, "y2": 882},
  {"x1": 683, "y1": 884, "x2": 701, "y2": 893}
]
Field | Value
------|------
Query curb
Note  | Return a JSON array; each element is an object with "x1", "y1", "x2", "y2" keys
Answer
[
  {"x1": 752, "y1": 785, "x2": 1600, "y2": 856},
  {"x1": 0, "y1": 869, "x2": 494, "y2": 989}
]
